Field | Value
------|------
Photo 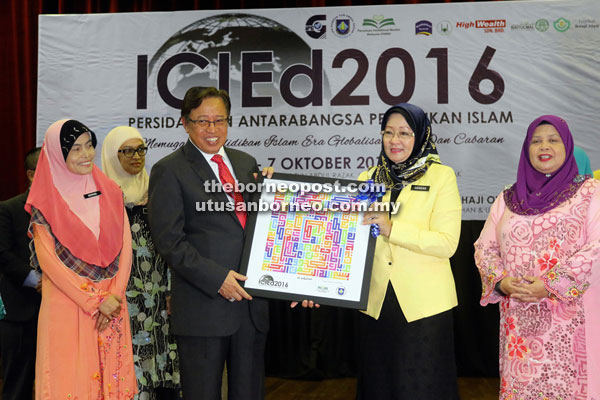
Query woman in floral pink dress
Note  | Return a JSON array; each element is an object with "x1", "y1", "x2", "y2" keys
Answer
[{"x1": 475, "y1": 115, "x2": 600, "y2": 400}]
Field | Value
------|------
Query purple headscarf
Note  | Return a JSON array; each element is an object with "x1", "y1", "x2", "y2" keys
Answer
[{"x1": 504, "y1": 115, "x2": 584, "y2": 215}]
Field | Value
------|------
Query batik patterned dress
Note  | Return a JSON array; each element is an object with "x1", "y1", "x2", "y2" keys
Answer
[
  {"x1": 475, "y1": 178, "x2": 600, "y2": 400},
  {"x1": 126, "y1": 205, "x2": 180, "y2": 400}
]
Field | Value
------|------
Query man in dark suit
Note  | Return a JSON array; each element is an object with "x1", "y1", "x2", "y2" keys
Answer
[
  {"x1": 148, "y1": 87, "x2": 270, "y2": 399},
  {"x1": 0, "y1": 147, "x2": 42, "y2": 400}
]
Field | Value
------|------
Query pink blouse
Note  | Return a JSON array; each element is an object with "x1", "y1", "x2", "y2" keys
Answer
[{"x1": 475, "y1": 178, "x2": 600, "y2": 400}]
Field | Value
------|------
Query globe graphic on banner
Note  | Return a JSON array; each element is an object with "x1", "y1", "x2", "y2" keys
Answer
[{"x1": 148, "y1": 13, "x2": 330, "y2": 109}]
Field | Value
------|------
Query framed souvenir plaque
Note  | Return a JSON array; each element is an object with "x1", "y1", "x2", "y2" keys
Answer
[{"x1": 240, "y1": 173, "x2": 377, "y2": 309}]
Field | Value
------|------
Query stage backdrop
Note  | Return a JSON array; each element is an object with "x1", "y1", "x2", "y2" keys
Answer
[{"x1": 37, "y1": 0, "x2": 600, "y2": 220}]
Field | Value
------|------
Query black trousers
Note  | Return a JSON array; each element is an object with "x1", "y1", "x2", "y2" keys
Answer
[
  {"x1": 0, "y1": 319, "x2": 37, "y2": 400},
  {"x1": 176, "y1": 308, "x2": 266, "y2": 400},
  {"x1": 357, "y1": 283, "x2": 459, "y2": 400}
]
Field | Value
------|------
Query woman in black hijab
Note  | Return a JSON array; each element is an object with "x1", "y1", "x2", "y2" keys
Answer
[{"x1": 358, "y1": 103, "x2": 462, "y2": 399}]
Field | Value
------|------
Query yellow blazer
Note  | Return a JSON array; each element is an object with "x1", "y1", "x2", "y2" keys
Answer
[{"x1": 358, "y1": 163, "x2": 461, "y2": 322}]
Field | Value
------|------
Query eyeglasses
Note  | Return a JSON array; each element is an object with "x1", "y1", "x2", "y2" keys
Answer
[
  {"x1": 118, "y1": 147, "x2": 148, "y2": 158},
  {"x1": 187, "y1": 117, "x2": 228, "y2": 128},
  {"x1": 380, "y1": 130, "x2": 415, "y2": 140}
]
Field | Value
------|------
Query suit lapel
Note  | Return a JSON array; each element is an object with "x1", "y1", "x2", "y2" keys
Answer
[
  {"x1": 183, "y1": 140, "x2": 232, "y2": 202},
  {"x1": 183, "y1": 141, "x2": 243, "y2": 228},
  {"x1": 183, "y1": 140, "x2": 213, "y2": 181}
]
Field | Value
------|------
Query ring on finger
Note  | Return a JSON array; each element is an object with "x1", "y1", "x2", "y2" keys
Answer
[{"x1": 228, "y1": 297, "x2": 235, "y2": 302}]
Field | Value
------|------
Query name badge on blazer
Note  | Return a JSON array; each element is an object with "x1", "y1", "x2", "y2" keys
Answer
[{"x1": 411, "y1": 185, "x2": 430, "y2": 192}]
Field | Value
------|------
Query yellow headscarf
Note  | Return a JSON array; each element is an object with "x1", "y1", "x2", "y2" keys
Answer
[{"x1": 101, "y1": 126, "x2": 149, "y2": 206}]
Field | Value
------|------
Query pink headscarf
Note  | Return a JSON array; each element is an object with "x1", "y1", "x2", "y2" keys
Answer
[{"x1": 25, "y1": 119, "x2": 124, "y2": 267}]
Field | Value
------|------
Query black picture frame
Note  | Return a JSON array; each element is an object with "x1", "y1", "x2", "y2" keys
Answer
[{"x1": 239, "y1": 173, "x2": 376, "y2": 309}]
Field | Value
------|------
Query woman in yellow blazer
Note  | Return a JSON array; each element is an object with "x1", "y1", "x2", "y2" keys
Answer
[{"x1": 357, "y1": 103, "x2": 461, "y2": 399}]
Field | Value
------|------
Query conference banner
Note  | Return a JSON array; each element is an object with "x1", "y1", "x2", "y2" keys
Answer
[{"x1": 37, "y1": 0, "x2": 600, "y2": 219}]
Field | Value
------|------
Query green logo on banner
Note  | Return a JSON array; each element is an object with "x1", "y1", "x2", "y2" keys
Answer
[
  {"x1": 554, "y1": 17, "x2": 570, "y2": 32},
  {"x1": 362, "y1": 15, "x2": 395, "y2": 29},
  {"x1": 535, "y1": 19, "x2": 549, "y2": 32}
]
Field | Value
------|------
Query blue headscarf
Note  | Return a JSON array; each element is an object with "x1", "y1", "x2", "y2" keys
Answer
[{"x1": 573, "y1": 145, "x2": 592, "y2": 176}]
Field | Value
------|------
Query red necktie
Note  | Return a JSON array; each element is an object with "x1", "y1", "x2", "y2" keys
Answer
[{"x1": 211, "y1": 154, "x2": 247, "y2": 228}]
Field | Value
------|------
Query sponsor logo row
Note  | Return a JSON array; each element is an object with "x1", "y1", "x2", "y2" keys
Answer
[{"x1": 305, "y1": 15, "x2": 598, "y2": 38}]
